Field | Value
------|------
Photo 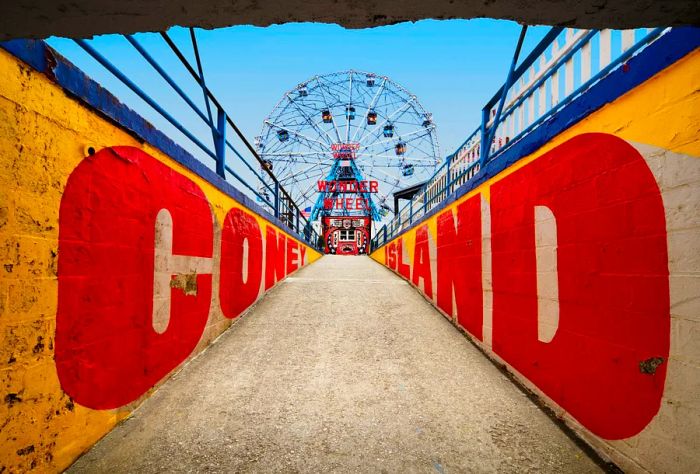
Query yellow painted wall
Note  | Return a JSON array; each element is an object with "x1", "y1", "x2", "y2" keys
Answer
[
  {"x1": 371, "y1": 49, "x2": 700, "y2": 473},
  {"x1": 0, "y1": 47, "x2": 320, "y2": 472}
]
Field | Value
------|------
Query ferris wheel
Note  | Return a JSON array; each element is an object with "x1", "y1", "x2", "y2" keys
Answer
[{"x1": 256, "y1": 70, "x2": 441, "y2": 222}]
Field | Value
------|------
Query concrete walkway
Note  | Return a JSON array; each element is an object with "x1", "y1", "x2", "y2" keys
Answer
[{"x1": 69, "y1": 256, "x2": 600, "y2": 473}]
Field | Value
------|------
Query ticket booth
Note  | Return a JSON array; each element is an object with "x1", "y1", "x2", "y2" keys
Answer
[{"x1": 322, "y1": 216, "x2": 371, "y2": 255}]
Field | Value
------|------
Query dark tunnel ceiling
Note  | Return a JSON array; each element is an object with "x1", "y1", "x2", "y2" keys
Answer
[{"x1": 1, "y1": 0, "x2": 699, "y2": 40}]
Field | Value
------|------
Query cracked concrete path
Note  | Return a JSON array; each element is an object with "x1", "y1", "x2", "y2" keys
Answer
[{"x1": 68, "y1": 255, "x2": 601, "y2": 473}]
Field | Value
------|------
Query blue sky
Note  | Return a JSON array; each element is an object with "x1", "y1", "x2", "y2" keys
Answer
[{"x1": 48, "y1": 20, "x2": 551, "y2": 159}]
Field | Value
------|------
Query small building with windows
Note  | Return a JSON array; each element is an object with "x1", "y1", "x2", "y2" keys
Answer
[{"x1": 322, "y1": 216, "x2": 371, "y2": 255}]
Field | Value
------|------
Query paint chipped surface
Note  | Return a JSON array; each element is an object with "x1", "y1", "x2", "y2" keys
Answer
[
  {"x1": 169, "y1": 273, "x2": 198, "y2": 296},
  {"x1": 639, "y1": 357, "x2": 665, "y2": 375}
]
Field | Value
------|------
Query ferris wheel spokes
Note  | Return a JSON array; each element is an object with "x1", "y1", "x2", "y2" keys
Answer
[
  {"x1": 360, "y1": 126, "x2": 434, "y2": 149},
  {"x1": 355, "y1": 153, "x2": 438, "y2": 163},
  {"x1": 286, "y1": 95, "x2": 336, "y2": 146},
  {"x1": 260, "y1": 151, "x2": 330, "y2": 157},
  {"x1": 259, "y1": 70, "x2": 441, "y2": 225},
  {"x1": 264, "y1": 119, "x2": 329, "y2": 152},
  {"x1": 314, "y1": 76, "x2": 344, "y2": 143},
  {"x1": 278, "y1": 161, "x2": 324, "y2": 182},
  {"x1": 346, "y1": 72, "x2": 353, "y2": 143},
  {"x1": 350, "y1": 77, "x2": 388, "y2": 144},
  {"x1": 356, "y1": 96, "x2": 417, "y2": 145}
]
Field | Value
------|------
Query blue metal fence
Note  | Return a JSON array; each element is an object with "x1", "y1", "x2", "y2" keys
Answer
[
  {"x1": 371, "y1": 26, "x2": 668, "y2": 251},
  {"x1": 65, "y1": 29, "x2": 321, "y2": 249},
  {"x1": 23, "y1": 25, "x2": 670, "y2": 254}
]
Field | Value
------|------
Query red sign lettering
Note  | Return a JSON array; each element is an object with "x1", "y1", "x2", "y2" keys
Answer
[
  {"x1": 411, "y1": 225, "x2": 433, "y2": 298},
  {"x1": 378, "y1": 133, "x2": 670, "y2": 439},
  {"x1": 436, "y1": 195, "x2": 483, "y2": 337},
  {"x1": 396, "y1": 238, "x2": 411, "y2": 279},
  {"x1": 56, "y1": 147, "x2": 213, "y2": 409},
  {"x1": 386, "y1": 241, "x2": 397, "y2": 270},
  {"x1": 286, "y1": 238, "x2": 299, "y2": 274},
  {"x1": 490, "y1": 133, "x2": 668, "y2": 439},
  {"x1": 317, "y1": 180, "x2": 379, "y2": 193},
  {"x1": 220, "y1": 207, "x2": 263, "y2": 319},
  {"x1": 265, "y1": 226, "x2": 287, "y2": 290}
]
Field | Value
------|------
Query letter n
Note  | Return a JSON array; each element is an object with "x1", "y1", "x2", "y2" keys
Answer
[
  {"x1": 265, "y1": 226, "x2": 286, "y2": 290},
  {"x1": 436, "y1": 195, "x2": 483, "y2": 338}
]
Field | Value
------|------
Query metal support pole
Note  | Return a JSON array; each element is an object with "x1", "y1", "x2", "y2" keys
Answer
[
  {"x1": 214, "y1": 108, "x2": 226, "y2": 178},
  {"x1": 409, "y1": 199, "x2": 413, "y2": 224},
  {"x1": 189, "y1": 28, "x2": 214, "y2": 141},
  {"x1": 295, "y1": 207, "x2": 300, "y2": 233},
  {"x1": 479, "y1": 108, "x2": 489, "y2": 166},
  {"x1": 274, "y1": 182, "x2": 280, "y2": 218},
  {"x1": 483, "y1": 24, "x2": 528, "y2": 165},
  {"x1": 446, "y1": 155, "x2": 452, "y2": 194}
]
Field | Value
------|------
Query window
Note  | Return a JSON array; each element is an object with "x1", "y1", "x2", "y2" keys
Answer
[{"x1": 339, "y1": 230, "x2": 355, "y2": 241}]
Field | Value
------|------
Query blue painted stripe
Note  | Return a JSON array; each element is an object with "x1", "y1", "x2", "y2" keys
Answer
[
  {"x1": 373, "y1": 27, "x2": 700, "y2": 250},
  {"x1": 1, "y1": 39, "x2": 48, "y2": 72},
  {"x1": 0, "y1": 39, "x2": 313, "y2": 246}
]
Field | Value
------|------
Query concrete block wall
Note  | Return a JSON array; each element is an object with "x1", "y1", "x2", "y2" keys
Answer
[
  {"x1": 0, "y1": 46, "x2": 321, "y2": 472},
  {"x1": 371, "y1": 47, "x2": 700, "y2": 473}
]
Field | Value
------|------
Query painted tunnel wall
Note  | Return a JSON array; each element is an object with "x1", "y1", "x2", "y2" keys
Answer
[
  {"x1": 0, "y1": 46, "x2": 321, "y2": 472},
  {"x1": 371, "y1": 47, "x2": 700, "y2": 472}
]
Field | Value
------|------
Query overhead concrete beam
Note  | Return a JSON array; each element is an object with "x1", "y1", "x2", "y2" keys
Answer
[{"x1": 1, "y1": 0, "x2": 699, "y2": 40}]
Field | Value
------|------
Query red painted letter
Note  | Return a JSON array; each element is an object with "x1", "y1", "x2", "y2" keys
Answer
[
  {"x1": 220, "y1": 207, "x2": 263, "y2": 319},
  {"x1": 436, "y1": 195, "x2": 483, "y2": 337},
  {"x1": 265, "y1": 226, "x2": 286, "y2": 289},
  {"x1": 299, "y1": 246, "x2": 307, "y2": 266},
  {"x1": 286, "y1": 238, "x2": 299, "y2": 274},
  {"x1": 387, "y1": 241, "x2": 397, "y2": 270},
  {"x1": 411, "y1": 225, "x2": 433, "y2": 298},
  {"x1": 396, "y1": 238, "x2": 411, "y2": 279},
  {"x1": 56, "y1": 147, "x2": 213, "y2": 409},
  {"x1": 490, "y1": 133, "x2": 669, "y2": 439}
]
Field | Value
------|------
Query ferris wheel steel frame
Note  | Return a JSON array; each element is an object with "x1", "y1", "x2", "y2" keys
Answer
[{"x1": 257, "y1": 70, "x2": 441, "y2": 225}]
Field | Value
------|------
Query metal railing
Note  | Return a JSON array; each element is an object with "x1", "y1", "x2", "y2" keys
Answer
[
  {"x1": 65, "y1": 29, "x2": 321, "y2": 248},
  {"x1": 372, "y1": 26, "x2": 667, "y2": 250}
]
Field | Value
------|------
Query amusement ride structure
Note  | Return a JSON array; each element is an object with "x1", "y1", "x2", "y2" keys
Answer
[{"x1": 256, "y1": 70, "x2": 441, "y2": 254}]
